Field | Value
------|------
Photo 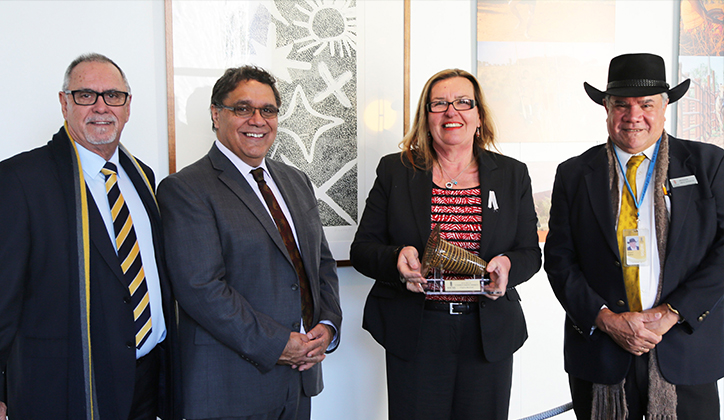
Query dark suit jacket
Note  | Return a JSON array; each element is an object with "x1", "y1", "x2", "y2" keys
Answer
[
  {"x1": 157, "y1": 144, "x2": 342, "y2": 419},
  {"x1": 0, "y1": 127, "x2": 181, "y2": 419},
  {"x1": 544, "y1": 135, "x2": 724, "y2": 385},
  {"x1": 350, "y1": 149, "x2": 541, "y2": 362}
]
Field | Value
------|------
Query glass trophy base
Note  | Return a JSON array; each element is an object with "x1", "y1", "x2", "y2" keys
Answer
[{"x1": 423, "y1": 268, "x2": 491, "y2": 295}]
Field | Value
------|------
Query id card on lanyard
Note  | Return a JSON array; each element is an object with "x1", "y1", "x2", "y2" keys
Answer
[{"x1": 616, "y1": 138, "x2": 661, "y2": 267}]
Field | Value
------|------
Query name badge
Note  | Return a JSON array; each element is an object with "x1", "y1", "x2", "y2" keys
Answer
[
  {"x1": 623, "y1": 229, "x2": 649, "y2": 266},
  {"x1": 670, "y1": 175, "x2": 697, "y2": 188}
]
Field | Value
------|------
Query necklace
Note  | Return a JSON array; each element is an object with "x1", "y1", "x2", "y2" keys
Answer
[{"x1": 439, "y1": 159, "x2": 474, "y2": 189}]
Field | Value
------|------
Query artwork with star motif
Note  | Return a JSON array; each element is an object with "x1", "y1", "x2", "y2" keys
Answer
[{"x1": 170, "y1": 0, "x2": 358, "y2": 238}]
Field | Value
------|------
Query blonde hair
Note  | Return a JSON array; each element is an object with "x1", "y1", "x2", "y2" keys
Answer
[{"x1": 401, "y1": 69, "x2": 496, "y2": 170}]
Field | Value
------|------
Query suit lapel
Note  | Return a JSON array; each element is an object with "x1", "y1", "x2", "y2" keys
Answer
[
  {"x1": 268, "y1": 161, "x2": 315, "y2": 272},
  {"x1": 478, "y1": 151, "x2": 499, "y2": 258},
  {"x1": 120, "y1": 154, "x2": 160, "y2": 229},
  {"x1": 408, "y1": 158, "x2": 433, "y2": 248},
  {"x1": 208, "y1": 146, "x2": 293, "y2": 265},
  {"x1": 665, "y1": 140, "x2": 694, "y2": 257},
  {"x1": 584, "y1": 146, "x2": 619, "y2": 257},
  {"x1": 86, "y1": 190, "x2": 127, "y2": 285}
]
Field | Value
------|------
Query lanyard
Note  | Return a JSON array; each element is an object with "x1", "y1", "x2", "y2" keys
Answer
[{"x1": 614, "y1": 137, "x2": 661, "y2": 218}]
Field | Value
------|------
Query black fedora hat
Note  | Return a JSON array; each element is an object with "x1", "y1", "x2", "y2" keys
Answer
[{"x1": 584, "y1": 53, "x2": 690, "y2": 105}]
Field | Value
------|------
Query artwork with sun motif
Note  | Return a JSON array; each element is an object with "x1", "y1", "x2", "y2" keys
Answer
[{"x1": 171, "y1": 0, "x2": 358, "y2": 248}]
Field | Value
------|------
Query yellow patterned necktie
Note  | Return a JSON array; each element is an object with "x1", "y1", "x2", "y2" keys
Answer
[
  {"x1": 101, "y1": 162, "x2": 153, "y2": 349},
  {"x1": 617, "y1": 155, "x2": 646, "y2": 312}
]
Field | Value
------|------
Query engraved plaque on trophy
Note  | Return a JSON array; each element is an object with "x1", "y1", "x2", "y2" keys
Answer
[{"x1": 421, "y1": 224, "x2": 490, "y2": 295}]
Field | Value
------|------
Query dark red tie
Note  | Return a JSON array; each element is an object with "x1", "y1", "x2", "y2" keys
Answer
[{"x1": 251, "y1": 168, "x2": 314, "y2": 331}]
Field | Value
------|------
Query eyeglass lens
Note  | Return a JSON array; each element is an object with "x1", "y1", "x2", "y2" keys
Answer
[
  {"x1": 427, "y1": 99, "x2": 475, "y2": 113},
  {"x1": 71, "y1": 90, "x2": 128, "y2": 106},
  {"x1": 225, "y1": 105, "x2": 279, "y2": 119}
]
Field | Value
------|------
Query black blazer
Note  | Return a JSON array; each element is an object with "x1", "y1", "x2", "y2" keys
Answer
[
  {"x1": 0, "y1": 127, "x2": 181, "y2": 419},
  {"x1": 350, "y1": 148, "x2": 541, "y2": 362},
  {"x1": 544, "y1": 135, "x2": 724, "y2": 385}
]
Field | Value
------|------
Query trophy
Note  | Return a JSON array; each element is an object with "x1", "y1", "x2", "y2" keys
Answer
[{"x1": 421, "y1": 224, "x2": 490, "y2": 295}]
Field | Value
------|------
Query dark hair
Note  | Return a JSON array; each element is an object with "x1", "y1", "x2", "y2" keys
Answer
[
  {"x1": 401, "y1": 68, "x2": 496, "y2": 170},
  {"x1": 210, "y1": 65, "x2": 281, "y2": 132},
  {"x1": 63, "y1": 53, "x2": 130, "y2": 93}
]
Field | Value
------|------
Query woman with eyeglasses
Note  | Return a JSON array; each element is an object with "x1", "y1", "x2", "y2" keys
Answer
[{"x1": 350, "y1": 69, "x2": 541, "y2": 419}]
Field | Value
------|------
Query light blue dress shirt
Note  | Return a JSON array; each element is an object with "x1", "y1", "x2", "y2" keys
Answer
[{"x1": 76, "y1": 143, "x2": 167, "y2": 358}]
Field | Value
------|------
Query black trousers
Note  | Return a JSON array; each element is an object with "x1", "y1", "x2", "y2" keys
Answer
[
  {"x1": 569, "y1": 352, "x2": 720, "y2": 420},
  {"x1": 385, "y1": 306, "x2": 513, "y2": 420},
  {"x1": 127, "y1": 346, "x2": 160, "y2": 420}
]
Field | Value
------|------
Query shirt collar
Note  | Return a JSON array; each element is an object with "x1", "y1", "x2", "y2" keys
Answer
[
  {"x1": 214, "y1": 139, "x2": 270, "y2": 176},
  {"x1": 613, "y1": 139, "x2": 659, "y2": 165},
  {"x1": 75, "y1": 141, "x2": 120, "y2": 179}
]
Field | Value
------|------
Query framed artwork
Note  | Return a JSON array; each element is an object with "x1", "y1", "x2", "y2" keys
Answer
[
  {"x1": 165, "y1": 0, "x2": 361, "y2": 261},
  {"x1": 677, "y1": 0, "x2": 724, "y2": 147},
  {"x1": 476, "y1": 0, "x2": 615, "y2": 241}
]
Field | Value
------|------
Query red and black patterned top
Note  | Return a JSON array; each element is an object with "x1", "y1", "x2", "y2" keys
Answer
[{"x1": 427, "y1": 185, "x2": 482, "y2": 303}]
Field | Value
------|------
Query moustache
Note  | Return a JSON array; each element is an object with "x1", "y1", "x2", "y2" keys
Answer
[{"x1": 85, "y1": 116, "x2": 118, "y2": 125}]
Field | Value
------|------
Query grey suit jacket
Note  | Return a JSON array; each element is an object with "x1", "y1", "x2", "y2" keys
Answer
[{"x1": 157, "y1": 144, "x2": 341, "y2": 419}]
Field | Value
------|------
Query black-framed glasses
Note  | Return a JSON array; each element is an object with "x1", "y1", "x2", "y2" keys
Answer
[
  {"x1": 63, "y1": 89, "x2": 129, "y2": 106},
  {"x1": 426, "y1": 98, "x2": 476, "y2": 113},
  {"x1": 214, "y1": 103, "x2": 280, "y2": 119}
]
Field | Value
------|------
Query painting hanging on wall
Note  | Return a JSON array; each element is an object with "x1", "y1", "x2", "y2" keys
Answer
[
  {"x1": 677, "y1": 0, "x2": 724, "y2": 147},
  {"x1": 168, "y1": 0, "x2": 358, "y2": 260},
  {"x1": 476, "y1": 0, "x2": 615, "y2": 240}
]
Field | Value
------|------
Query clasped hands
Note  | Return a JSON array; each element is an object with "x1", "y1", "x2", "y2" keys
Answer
[
  {"x1": 595, "y1": 304, "x2": 680, "y2": 356},
  {"x1": 397, "y1": 246, "x2": 511, "y2": 300},
  {"x1": 277, "y1": 324, "x2": 333, "y2": 371}
]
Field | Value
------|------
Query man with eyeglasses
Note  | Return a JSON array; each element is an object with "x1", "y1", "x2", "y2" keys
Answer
[
  {"x1": 0, "y1": 53, "x2": 181, "y2": 420},
  {"x1": 156, "y1": 65, "x2": 342, "y2": 420}
]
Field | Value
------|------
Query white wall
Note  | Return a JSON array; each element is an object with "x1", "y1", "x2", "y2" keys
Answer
[
  {"x1": 1, "y1": 1, "x2": 720, "y2": 420},
  {"x1": 0, "y1": 0, "x2": 169, "y2": 175}
]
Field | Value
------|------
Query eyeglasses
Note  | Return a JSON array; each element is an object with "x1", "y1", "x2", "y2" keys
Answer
[
  {"x1": 63, "y1": 90, "x2": 129, "y2": 106},
  {"x1": 426, "y1": 98, "x2": 476, "y2": 113},
  {"x1": 215, "y1": 103, "x2": 280, "y2": 119}
]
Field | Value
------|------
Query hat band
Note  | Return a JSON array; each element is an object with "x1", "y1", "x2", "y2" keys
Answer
[{"x1": 607, "y1": 79, "x2": 669, "y2": 90}]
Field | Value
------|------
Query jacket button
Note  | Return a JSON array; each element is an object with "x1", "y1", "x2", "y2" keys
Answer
[
  {"x1": 698, "y1": 316, "x2": 704, "y2": 322},
  {"x1": 614, "y1": 261, "x2": 621, "y2": 267},
  {"x1": 126, "y1": 341, "x2": 134, "y2": 349},
  {"x1": 293, "y1": 322, "x2": 301, "y2": 330},
  {"x1": 123, "y1": 296, "x2": 131, "y2": 304},
  {"x1": 291, "y1": 284, "x2": 299, "y2": 291},
  {"x1": 616, "y1": 300, "x2": 626, "y2": 307}
]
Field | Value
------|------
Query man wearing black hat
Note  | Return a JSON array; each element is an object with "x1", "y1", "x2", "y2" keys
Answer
[{"x1": 545, "y1": 53, "x2": 724, "y2": 419}]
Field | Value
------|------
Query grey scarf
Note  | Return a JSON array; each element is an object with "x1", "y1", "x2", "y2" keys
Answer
[{"x1": 592, "y1": 133, "x2": 676, "y2": 420}]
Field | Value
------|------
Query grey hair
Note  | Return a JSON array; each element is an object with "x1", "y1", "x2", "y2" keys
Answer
[
  {"x1": 603, "y1": 92, "x2": 668, "y2": 108},
  {"x1": 62, "y1": 53, "x2": 131, "y2": 93}
]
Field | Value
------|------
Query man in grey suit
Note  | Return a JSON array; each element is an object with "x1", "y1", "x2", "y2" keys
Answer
[{"x1": 157, "y1": 66, "x2": 342, "y2": 420}]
